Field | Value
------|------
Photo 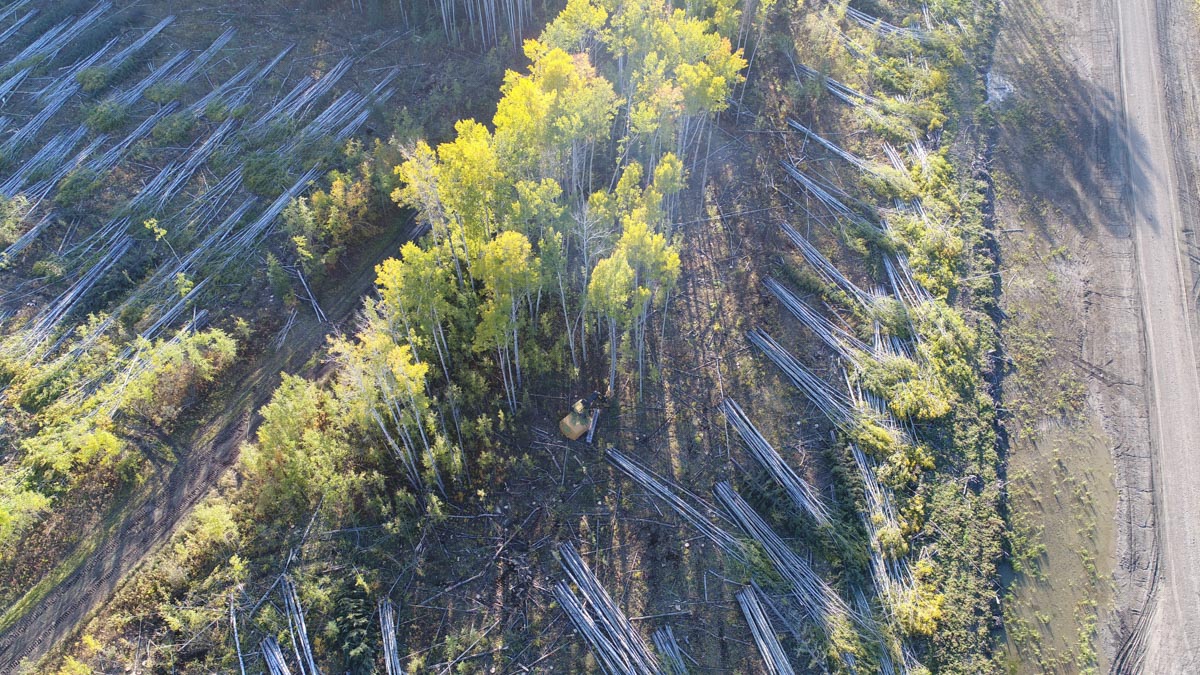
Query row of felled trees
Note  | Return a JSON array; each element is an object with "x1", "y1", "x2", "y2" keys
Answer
[{"x1": 324, "y1": 0, "x2": 745, "y2": 493}]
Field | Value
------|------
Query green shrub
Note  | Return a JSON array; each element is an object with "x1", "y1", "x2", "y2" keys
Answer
[
  {"x1": 55, "y1": 169, "x2": 102, "y2": 207},
  {"x1": 895, "y1": 560, "x2": 946, "y2": 637},
  {"x1": 85, "y1": 101, "x2": 128, "y2": 133},
  {"x1": 856, "y1": 354, "x2": 953, "y2": 421},
  {"x1": 120, "y1": 329, "x2": 238, "y2": 428},
  {"x1": 202, "y1": 100, "x2": 229, "y2": 122},
  {"x1": 75, "y1": 66, "x2": 111, "y2": 93},
  {"x1": 243, "y1": 153, "x2": 286, "y2": 196},
  {"x1": 0, "y1": 194, "x2": 29, "y2": 246},
  {"x1": 151, "y1": 113, "x2": 196, "y2": 145},
  {"x1": 870, "y1": 296, "x2": 911, "y2": 338},
  {"x1": 143, "y1": 81, "x2": 185, "y2": 105},
  {"x1": 0, "y1": 483, "x2": 52, "y2": 556},
  {"x1": 266, "y1": 253, "x2": 296, "y2": 306},
  {"x1": 31, "y1": 256, "x2": 66, "y2": 280}
]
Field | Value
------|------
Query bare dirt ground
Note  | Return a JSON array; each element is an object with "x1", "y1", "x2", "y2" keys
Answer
[
  {"x1": 1122, "y1": 0, "x2": 1200, "y2": 668},
  {"x1": 994, "y1": 0, "x2": 1200, "y2": 669}
]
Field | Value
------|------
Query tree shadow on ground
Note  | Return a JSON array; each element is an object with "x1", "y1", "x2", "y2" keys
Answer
[{"x1": 991, "y1": 0, "x2": 1152, "y2": 241}]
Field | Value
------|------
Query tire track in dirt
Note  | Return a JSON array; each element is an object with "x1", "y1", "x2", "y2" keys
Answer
[
  {"x1": 1108, "y1": 0, "x2": 1200, "y2": 670},
  {"x1": 0, "y1": 222, "x2": 420, "y2": 673},
  {"x1": 994, "y1": 0, "x2": 1200, "y2": 666}
]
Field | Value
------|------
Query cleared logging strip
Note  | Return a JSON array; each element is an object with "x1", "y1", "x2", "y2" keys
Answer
[
  {"x1": 1, "y1": 125, "x2": 88, "y2": 196},
  {"x1": 605, "y1": 447, "x2": 747, "y2": 562},
  {"x1": 87, "y1": 101, "x2": 180, "y2": 173},
  {"x1": 747, "y1": 328, "x2": 855, "y2": 428},
  {"x1": 129, "y1": 117, "x2": 237, "y2": 213},
  {"x1": 0, "y1": 65, "x2": 31, "y2": 101},
  {"x1": 736, "y1": 586, "x2": 797, "y2": 675},
  {"x1": 0, "y1": 9, "x2": 34, "y2": 48},
  {"x1": 2, "y1": 85, "x2": 76, "y2": 155},
  {"x1": 97, "y1": 15, "x2": 175, "y2": 72},
  {"x1": 652, "y1": 625, "x2": 689, "y2": 675},
  {"x1": 786, "y1": 53, "x2": 879, "y2": 107},
  {"x1": 844, "y1": 6, "x2": 927, "y2": 41},
  {"x1": 714, "y1": 481, "x2": 851, "y2": 622},
  {"x1": 8, "y1": 1, "x2": 111, "y2": 67},
  {"x1": 185, "y1": 60, "x2": 256, "y2": 116},
  {"x1": 33, "y1": 37, "x2": 117, "y2": 104},
  {"x1": 107, "y1": 49, "x2": 190, "y2": 107},
  {"x1": 557, "y1": 542, "x2": 661, "y2": 674},
  {"x1": 261, "y1": 636, "x2": 293, "y2": 675},
  {"x1": 764, "y1": 276, "x2": 869, "y2": 362},
  {"x1": 379, "y1": 599, "x2": 401, "y2": 675},
  {"x1": 281, "y1": 577, "x2": 319, "y2": 675},
  {"x1": 25, "y1": 133, "x2": 107, "y2": 202},
  {"x1": 721, "y1": 397, "x2": 832, "y2": 526},
  {"x1": 161, "y1": 27, "x2": 234, "y2": 87},
  {"x1": 787, "y1": 118, "x2": 877, "y2": 174},
  {"x1": 29, "y1": 234, "x2": 131, "y2": 344},
  {"x1": 778, "y1": 222, "x2": 875, "y2": 307},
  {"x1": 0, "y1": 0, "x2": 32, "y2": 25}
]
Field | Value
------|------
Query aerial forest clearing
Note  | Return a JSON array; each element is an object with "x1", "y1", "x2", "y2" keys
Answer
[{"x1": 0, "y1": 0, "x2": 1154, "y2": 671}]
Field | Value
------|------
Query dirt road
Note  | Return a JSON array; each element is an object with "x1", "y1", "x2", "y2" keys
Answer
[
  {"x1": 1113, "y1": 0, "x2": 1200, "y2": 669},
  {"x1": 994, "y1": 0, "x2": 1200, "y2": 667}
]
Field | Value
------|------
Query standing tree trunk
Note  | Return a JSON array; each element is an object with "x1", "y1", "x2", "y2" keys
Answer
[{"x1": 607, "y1": 316, "x2": 618, "y2": 393}]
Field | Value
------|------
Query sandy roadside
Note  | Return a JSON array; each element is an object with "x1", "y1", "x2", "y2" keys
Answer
[
  {"x1": 1124, "y1": 0, "x2": 1200, "y2": 667},
  {"x1": 992, "y1": 0, "x2": 1200, "y2": 668}
]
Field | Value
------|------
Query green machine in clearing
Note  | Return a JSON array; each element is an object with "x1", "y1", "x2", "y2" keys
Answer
[{"x1": 560, "y1": 390, "x2": 606, "y2": 442}]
